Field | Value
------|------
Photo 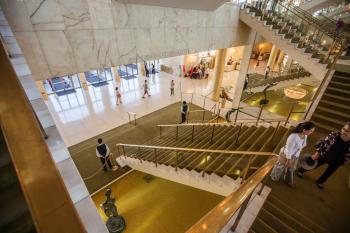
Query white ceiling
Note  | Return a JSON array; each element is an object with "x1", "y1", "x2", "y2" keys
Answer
[{"x1": 115, "y1": 0, "x2": 229, "y2": 11}]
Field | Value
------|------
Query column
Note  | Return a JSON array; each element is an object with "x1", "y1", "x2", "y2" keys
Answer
[
  {"x1": 138, "y1": 63, "x2": 146, "y2": 76},
  {"x1": 78, "y1": 72, "x2": 88, "y2": 90},
  {"x1": 231, "y1": 42, "x2": 255, "y2": 108},
  {"x1": 35, "y1": 81, "x2": 48, "y2": 101},
  {"x1": 275, "y1": 50, "x2": 285, "y2": 72},
  {"x1": 212, "y1": 48, "x2": 228, "y2": 101},
  {"x1": 266, "y1": 45, "x2": 278, "y2": 71},
  {"x1": 111, "y1": 67, "x2": 121, "y2": 82}
]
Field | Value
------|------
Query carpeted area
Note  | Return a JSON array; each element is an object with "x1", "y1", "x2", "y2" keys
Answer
[
  {"x1": 69, "y1": 102, "x2": 207, "y2": 194},
  {"x1": 266, "y1": 131, "x2": 350, "y2": 232}
]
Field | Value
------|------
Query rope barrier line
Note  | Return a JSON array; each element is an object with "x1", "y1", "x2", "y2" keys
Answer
[{"x1": 82, "y1": 153, "x2": 118, "y2": 181}]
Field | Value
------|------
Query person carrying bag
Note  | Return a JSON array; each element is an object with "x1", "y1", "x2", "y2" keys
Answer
[{"x1": 270, "y1": 122, "x2": 315, "y2": 186}]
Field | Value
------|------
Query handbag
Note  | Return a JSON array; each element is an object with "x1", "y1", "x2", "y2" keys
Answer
[{"x1": 270, "y1": 150, "x2": 288, "y2": 181}]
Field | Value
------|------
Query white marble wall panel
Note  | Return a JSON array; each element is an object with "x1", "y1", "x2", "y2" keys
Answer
[
  {"x1": 116, "y1": 28, "x2": 136, "y2": 64},
  {"x1": 93, "y1": 29, "x2": 120, "y2": 67},
  {"x1": 14, "y1": 31, "x2": 52, "y2": 80},
  {"x1": 65, "y1": 29, "x2": 99, "y2": 72},
  {"x1": 36, "y1": 30, "x2": 77, "y2": 76},
  {"x1": 87, "y1": 0, "x2": 114, "y2": 29},
  {"x1": 24, "y1": 0, "x2": 65, "y2": 31},
  {"x1": 58, "y1": 0, "x2": 92, "y2": 30},
  {"x1": 0, "y1": 1, "x2": 251, "y2": 80},
  {"x1": 0, "y1": 0, "x2": 33, "y2": 31}
]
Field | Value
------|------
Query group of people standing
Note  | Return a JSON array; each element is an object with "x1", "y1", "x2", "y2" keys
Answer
[{"x1": 271, "y1": 121, "x2": 350, "y2": 189}]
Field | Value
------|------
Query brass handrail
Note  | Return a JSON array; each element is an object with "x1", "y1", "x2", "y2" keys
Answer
[
  {"x1": 116, "y1": 143, "x2": 276, "y2": 157},
  {"x1": 0, "y1": 39, "x2": 86, "y2": 232},
  {"x1": 157, "y1": 119, "x2": 286, "y2": 128},
  {"x1": 186, "y1": 156, "x2": 277, "y2": 233}
]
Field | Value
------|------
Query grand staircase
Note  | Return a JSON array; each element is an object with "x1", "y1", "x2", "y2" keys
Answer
[
  {"x1": 0, "y1": 131, "x2": 36, "y2": 233},
  {"x1": 311, "y1": 70, "x2": 350, "y2": 133},
  {"x1": 239, "y1": 3, "x2": 345, "y2": 80},
  {"x1": 118, "y1": 123, "x2": 291, "y2": 181}
]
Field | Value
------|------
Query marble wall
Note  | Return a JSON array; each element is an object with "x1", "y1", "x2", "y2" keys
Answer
[{"x1": 0, "y1": 0, "x2": 251, "y2": 80}]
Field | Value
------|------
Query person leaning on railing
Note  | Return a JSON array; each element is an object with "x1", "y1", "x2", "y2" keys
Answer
[
  {"x1": 297, "y1": 122, "x2": 350, "y2": 189},
  {"x1": 270, "y1": 121, "x2": 315, "y2": 187}
]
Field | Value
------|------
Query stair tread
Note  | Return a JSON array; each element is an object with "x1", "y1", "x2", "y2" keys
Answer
[
  {"x1": 323, "y1": 93, "x2": 349, "y2": 102},
  {"x1": 316, "y1": 106, "x2": 350, "y2": 118},
  {"x1": 312, "y1": 113, "x2": 346, "y2": 126},
  {"x1": 319, "y1": 99, "x2": 349, "y2": 110}
]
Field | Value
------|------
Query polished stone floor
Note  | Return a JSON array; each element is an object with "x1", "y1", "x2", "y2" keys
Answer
[
  {"x1": 243, "y1": 84, "x2": 317, "y2": 122},
  {"x1": 92, "y1": 170, "x2": 224, "y2": 233},
  {"x1": 45, "y1": 70, "x2": 240, "y2": 147}
]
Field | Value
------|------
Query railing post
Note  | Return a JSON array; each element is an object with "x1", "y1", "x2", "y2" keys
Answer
[
  {"x1": 236, "y1": 123, "x2": 243, "y2": 145},
  {"x1": 128, "y1": 113, "x2": 131, "y2": 124},
  {"x1": 258, "y1": 175, "x2": 268, "y2": 195},
  {"x1": 187, "y1": 111, "x2": 190, "y2": 123},
  {"x1": 241, "y1": 154, "x2": 253, "y2": 183},
  {"x1": 154, "y1": 148, "x2": 158, "y2": 167},
  {"x1": 159, "y1": 126, "x2": 162, "y2": 138},
  {"x1": 191, "y1": 93, "x2": 194, "y2": 104},
  {"x1": 202, "y1": 154, "x2": 207, "y2": 177},
  {"x1": 176, "y1": 126, "x2": 179, "y2": 140},
  {"x1": 117, "y1": 145, "x2": 121, "y2": 157},
  {"x1": 202, "y1": 109, "x2": 205, "y2": 121},
  {"x1": 134, "y1": 114, "x2": 136, "y2": 125},
  {"x1": 230, "y1": 192, "x2": 253, "y2": 232},
  {"x1": 256, "y1": 104, "x2": 264, "y2": 126},
  {"x1": 122, "y1": 145, "x2": 126, "y2": 157},
  {"x1": 285, "y1": 102, "x2": 295, "y2": 126},
  {"x1": 269, "y1": 121, "x2": 281, "y2": 146},
  {"x1": 210, "y1": 125, "x2": 215, "y2": 144},
  {"x1": 175, "y1": 151, "x2": 179, "y2": 171},
  {"x1": 234, "y1": 108, "x2": 239, "y2": 123},
  {"x1": 138, "y1": 146, "x2": 142, "y2": 163},
  {"x1": 191, "y1": 125, "x2": 195, "y2": 142}
]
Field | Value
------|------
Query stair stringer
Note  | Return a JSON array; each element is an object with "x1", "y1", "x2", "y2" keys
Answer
[
  {"x1": 239, "y1": 10, "x2": 328, "y2": 80},
  {"x1": 116, "y1": 156, "x2": 242, "y2": 196}
]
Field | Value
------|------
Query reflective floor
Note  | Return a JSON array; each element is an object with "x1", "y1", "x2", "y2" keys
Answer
[
  {"x1": 45, "y1": 71, "x2": 240, "y2": 146},
  {"x1": 92, "y1": 170, "x2": 224, "y2": 233},
  {"x1": 244, "y1": 84, "x2": 317, "y2": 122}
]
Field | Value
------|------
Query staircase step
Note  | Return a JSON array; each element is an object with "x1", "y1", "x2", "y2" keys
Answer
[
  {"x1": 318, "y1": 99, "x2": 349, "y2": 113},
  {"x1": 326, "y1": 87, "x2": 350, "y2": 98},
  {"x1": 251, "y1": 216, "x2": 278, "y2": 233},
  {"x1": 329, "y1": 80, "x2": 350, "y2": 89},
  {"x1": 263, "y1": 200, "x2": 314, "y2": 233},
  {"x1": 315, "y1": 106, "x2": 350, "y2": 120},
  {"x1": 322, "y1": 93, "x2": 350, "y2": 104},
  {"x1": 312, "y1": 113, "x2": 345, "y2": 128},
  {"x1": 0, "y1": 183, "x2": 32, "y2": 229},
  {"x1": 258, "y1": 208, "x2": 298, "y2": 233}
]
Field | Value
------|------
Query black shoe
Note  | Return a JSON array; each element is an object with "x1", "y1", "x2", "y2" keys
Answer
[
  {"x1": 316, "y1": 182, "x2": 324, "y2": 189},
  {"x1": 296, "y1": 171, "x2": 303, "y2": 178}
]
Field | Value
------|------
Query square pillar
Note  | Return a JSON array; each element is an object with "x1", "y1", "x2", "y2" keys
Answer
[{"x1": 78, "y1": 73, "x2": 88, "y2": 90}]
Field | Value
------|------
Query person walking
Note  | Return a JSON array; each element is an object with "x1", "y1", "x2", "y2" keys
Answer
[
  {"x1": 170, "y1": 80, "x2": 175, "y2": 96},
  {"x1": 180, "y1": 101, "x2": 189, "y2": 123},
  {"x1": 96, "y1": 138, "x2": 116, "y2": 172},
  {"x1": 152, "y1": 63, "x2": 156, "y2": 75},
  {"x1": 142, "y1": 80, "x2": 151, "y2": 98},
  {"x1": 270, "y1": 121, "x2": 315, "y2": 186},
  {"x1": 115, "y1": 87, "x2": 122, "y2": 105},
  {"x1": 297, "y1": 122, "x2": 350, "y2": 189}
]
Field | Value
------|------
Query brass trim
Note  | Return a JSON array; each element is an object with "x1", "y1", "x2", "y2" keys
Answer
[
  {"x1": 0, "y1": 41, "x2": 86, "y2": 232},
  {"x1": 186, "y1": 156, "x2": 277, "y2": 233}
]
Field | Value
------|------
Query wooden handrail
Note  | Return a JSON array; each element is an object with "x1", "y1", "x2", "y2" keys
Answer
[
  {"x1": 116, "y1": 143, "x2": 276, "y2": 156},
  {"x1": 0, "y1": 38, "x2": 86, "y2": 232},
  {"x1": 186, "y1": 156, "x2": 277, "y2": 233}
]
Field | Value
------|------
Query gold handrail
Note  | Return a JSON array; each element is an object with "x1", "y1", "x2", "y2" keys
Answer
[
  {"x1": 0, "y1": 39, "x2": 86, "y2": 232},
  {"x1": 116, "y1": 143, "x2": 276, "y2": 156},
  {"x1": 186, "y1": 156, "x2": 277, "y2": 233},
  {"x1": 157, "y1": 118, "x2": 286, "y2": 128}
]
